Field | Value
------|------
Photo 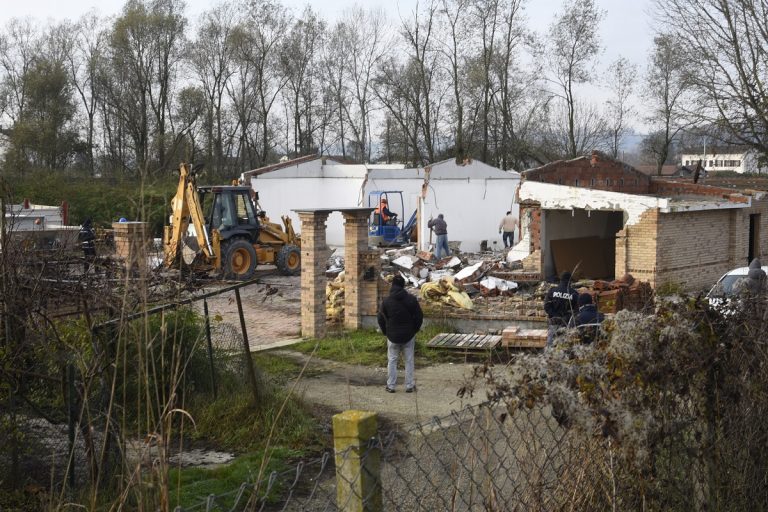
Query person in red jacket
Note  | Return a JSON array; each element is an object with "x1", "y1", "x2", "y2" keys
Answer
[
  {"x1": 374, "y1": 197, "x2": 397, "y2": 225},
  {"x1": 377, "y1": 275, "x2": 424, "y2": 393}
]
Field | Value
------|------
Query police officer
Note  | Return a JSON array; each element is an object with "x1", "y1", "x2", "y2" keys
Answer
[{"x1": 544, "y1": 271, "x2": 578, "y2": 347}]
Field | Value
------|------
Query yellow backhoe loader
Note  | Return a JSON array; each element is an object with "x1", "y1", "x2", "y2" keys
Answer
[{"x1": 163, "y1": 162, "x2": 300, "y2": 280}]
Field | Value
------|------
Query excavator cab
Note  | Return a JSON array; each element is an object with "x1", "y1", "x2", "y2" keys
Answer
[{"x1": 200, "y1": 186, "x2": 260, "y2": 242}]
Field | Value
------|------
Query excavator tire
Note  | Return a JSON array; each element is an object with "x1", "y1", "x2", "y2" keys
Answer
[
  {"x1": 223, "y1": 239, "x2": 257, "y2": 280},
  {"x1": 276, "y1": 244, "x2": 301, "y2": 276}
]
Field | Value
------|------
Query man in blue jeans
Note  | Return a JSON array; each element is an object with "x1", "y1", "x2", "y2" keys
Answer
[
  {"x1": 377, "y1": 275, "x2": 424, "y2": 393},
  {"x1": 428, "y1": 213, "x2": 449, "y2": 259}
]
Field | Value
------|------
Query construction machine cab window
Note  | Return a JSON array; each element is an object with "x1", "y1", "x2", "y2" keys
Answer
[{"x1": 211, "y1": 190, "x2": 256, "y2": 230}]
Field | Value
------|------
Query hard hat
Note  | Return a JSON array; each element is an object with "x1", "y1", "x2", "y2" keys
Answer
[{"x1": 119, "y1": 217, "x2": 127, "y2": 223}]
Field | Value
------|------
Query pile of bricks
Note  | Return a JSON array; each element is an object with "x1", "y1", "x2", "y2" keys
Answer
[
  {"x1": 579, "y1": 274, "x2": 654, "y2": 314},
  {"x1": 501, "y1": 326, "x2": 547, "y2": 348}
]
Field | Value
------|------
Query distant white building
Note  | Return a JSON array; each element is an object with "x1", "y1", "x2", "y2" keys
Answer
[
  {"x1": 681, "y1": 149, "x2": 767, "y2": 174},
  {"x1": 240, "y1": 156, "x2": 520, "y2": 252}
]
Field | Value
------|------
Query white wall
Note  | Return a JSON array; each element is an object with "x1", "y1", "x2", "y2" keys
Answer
[
  {"x1": 252, "y1": 165, "x2": 367, "y2": 247},
  {"x1": 365, "y1": 160, "x2": 520, "y2": 252},
  {"x1": 251, "y1": 158, "x2": 520, "y2": 252}
]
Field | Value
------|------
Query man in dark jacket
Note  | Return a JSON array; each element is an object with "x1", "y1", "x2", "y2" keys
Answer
[
  {"x1": 544, "y1": 271, "x2": 578, "y2": 347},
  {"x1": 569, "y1": 293, "x2": 604, "y2": 344},
  {"x1": 427, "y1": 214, "x2": 449, "y2": 259},
  {"x1": 377, "y1": 275, "x2": 424, "y2": 393}
]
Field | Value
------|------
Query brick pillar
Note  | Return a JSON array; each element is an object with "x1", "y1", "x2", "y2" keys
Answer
[
  {"x1": 112, "y1": 221, "x2": 150, "y2": 274},
  {"x1": 615, "y1": 228, "x2": 627, "y2": 278},
  {"x1": 298, "y1": 212, "x2": 331, "y2": 338},
  {"x1": 342, "y1": 212, "x2": 372, "y2": 330}
]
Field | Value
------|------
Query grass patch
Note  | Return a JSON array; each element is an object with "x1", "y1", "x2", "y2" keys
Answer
[
  {"x1": 168, "y1": 447, "x2": 301, "y2": 510},
  {"x1": 291, "y1": 322, "x2": 468, "y2": 366},
  {"x1": 163, "y1": 352, "x2": 331, "y2": 511},
  {"x1": 186, "y1": 384, "x2": 327, "y2": 454}
]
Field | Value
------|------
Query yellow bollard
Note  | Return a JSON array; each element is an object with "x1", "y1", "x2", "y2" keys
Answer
[{"x1": 333, "y1": 410, "x2": 382, "y2": 512}]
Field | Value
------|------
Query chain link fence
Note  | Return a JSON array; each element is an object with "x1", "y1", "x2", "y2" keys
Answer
[{"x1": 175, "y1": 384, "x2": 768, "y2": 512}]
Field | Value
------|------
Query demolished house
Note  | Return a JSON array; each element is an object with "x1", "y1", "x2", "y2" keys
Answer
[
  {"x1": 512, "y1": 151, "x2": 768, "y2": 291},
  {"x1": 240, "y1": 156, "x2": 520, "y2": 253}
]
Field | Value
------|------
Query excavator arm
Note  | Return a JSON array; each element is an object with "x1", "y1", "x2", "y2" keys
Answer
[{"x1": 163, "y1": 163, "x2": 216, "y2": 268}]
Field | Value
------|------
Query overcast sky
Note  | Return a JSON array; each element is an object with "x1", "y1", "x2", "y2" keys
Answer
[
  {"x1": 0, "y1": 0, "x2": 657, "y2": 135},
  {"x1": 0, "y1": 0, "x2": 656, "y2": 65}
]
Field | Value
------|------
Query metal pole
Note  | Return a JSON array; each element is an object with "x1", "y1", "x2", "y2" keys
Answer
[
  {"x1": 202, "y1": 299, "x2": 217, "y2": 400},
  {"x1": 234, "y1": 288, "x2": 261, "y2": 404},
  {"x1": 67, "y1": 363, "x2": 76, "y2": 491}
]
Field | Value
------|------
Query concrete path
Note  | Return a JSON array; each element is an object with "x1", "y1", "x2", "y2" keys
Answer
[{"x1": 273, "y1": 350, "x2": 495, "y2": 427}]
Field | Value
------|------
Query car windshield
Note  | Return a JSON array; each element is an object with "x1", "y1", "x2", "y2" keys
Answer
[{"x1": 710, "y1": 274, "x2": 745, "y2": 297}]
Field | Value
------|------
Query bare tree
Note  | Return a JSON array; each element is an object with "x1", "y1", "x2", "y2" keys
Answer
[
  {"x1": 242, "y1": 0, "x2": 291, "y2": 167},
  {"x1": 540, "y1": 100, "x2": 608, "y2": 159},
  {"x1": 376, "y1": 1, "x2": 446, "y2": 165},
  {"x1": 66, "y1": 12, "x2": 108, "y2": 175},
  {"x1": 280, "y1": 6, "x2": 325, "y2": 158},
  {"x1": 0, "y1": 19, "x2": 41, "y2": 173},
  {"x1": 644, "y1": 34, "x2": 689, "y2": 175},
  {"x1": 342, "y1": 7, "x2": 390, "y2": 163},
  {"x1": 188, "y1": 2, "x2": 237, "y2": 176},
  {"x1": 438, "y1": 0, "x2": 472, "y2": 164},
  {"x1": 319, "y1": 20, "x2": 352, "y2": 158},
  {"x1": 605, "y1": 56, "x2": 637, "y2": 159},
  {"x1": 654, "y1": 0, "x2": 768, "y2": 158},
  {"x1": 546, "y1": 0, "x2": 604, "y2": 158}
]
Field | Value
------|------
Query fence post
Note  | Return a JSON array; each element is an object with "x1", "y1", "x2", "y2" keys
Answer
[
  {"x1": 234, "y1": 288, "x2": 264, "y2": 404},
  {"x1": 332, "y1": 410, "x2": 382, "y2": 512},
  {"x1": 202, "y1": 299, "x2": 217, "y2": 399},
  {"x1": 67, "y1": 363, "x2": 76, "y2": 491}
]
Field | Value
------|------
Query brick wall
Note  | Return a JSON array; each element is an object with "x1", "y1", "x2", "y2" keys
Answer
[
  {"x1": 519, "y1": 202, "x2": 541, "y2": 252},
  {"x1": 522, "y1": 151, "x2": 650, "y2": 194},
  {"x1": 615, "y1": 209, "x2": 659, "y2": 286},
  {"x1": 649, "y1": 178, "x2": 749, "y2": 203},
  {"x1": 655, "y1": 209, "x2": 733, "y2": 291}
]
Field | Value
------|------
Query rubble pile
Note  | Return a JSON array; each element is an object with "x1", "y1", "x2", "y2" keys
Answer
[
  {"x1": 382, "y1": 245, "x2": 522, "y2": 309},
  {"x1": 575, "y1": 273, "x2": 654, "y2": 314},
  {"x1": 326, "y1": 271, "x2": 345, "y2": 323}
]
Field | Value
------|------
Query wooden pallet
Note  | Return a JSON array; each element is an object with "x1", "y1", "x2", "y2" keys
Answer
[{"x1": 426, "y1": 333, "x2": 501, "y2": 351}]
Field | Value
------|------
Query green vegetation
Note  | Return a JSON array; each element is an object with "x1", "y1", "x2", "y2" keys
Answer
[
  {"x1": 655, "y1": 280, "x2": 685, "y2": 296},
  {"x1": 4, "y1": 170, "x2": 176, "y2": 235},
  {"x1": 186, "y1": 385, "x2": 326, "y2": 454},
  {"x1": 291, "y1": 323, "x2": 467, "y2": 366},
  {"x1": 168, "y1": 448, "x2": 300, "y2": 510}
]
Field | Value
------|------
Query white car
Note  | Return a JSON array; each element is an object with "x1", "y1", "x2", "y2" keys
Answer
[{"x1": 707, "y1": 264, "x2": 768, "y2": 309}]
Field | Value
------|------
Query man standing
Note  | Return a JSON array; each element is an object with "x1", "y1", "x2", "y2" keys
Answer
[
  {"x1": 378, "y1": 275, "x2": 424, "y2": 393},
  {"x1": 428, "y1": 213, "x2": 449, "y2": 259},
  {"x1": 544, "y1": 271, "x2": 578, "y2": 347},
  {"x1": 498, "y1": 210, "x2": 518, "y2": 248}
]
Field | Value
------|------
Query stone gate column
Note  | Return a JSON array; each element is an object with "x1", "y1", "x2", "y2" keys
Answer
[
  {"x1": 342, "y1": 210, "x2": 374, "y2": 330},
  {"x1": 297, "y1": 210, "x2": 331, "y2": 339}
]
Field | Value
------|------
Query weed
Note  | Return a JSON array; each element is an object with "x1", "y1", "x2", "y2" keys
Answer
[
  {"x1": 291, "y1": 323, "x2": 468, "y2": 366},
  {"x1": 168, "y1": 448, "x2": 301, "y2": 510}
]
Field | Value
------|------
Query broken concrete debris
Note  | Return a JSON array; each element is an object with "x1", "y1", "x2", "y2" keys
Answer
[
  {"x1": 379, "y1": 244, "x2": 523, "y2": 309},
  {"x1": 421, "y1": 277, "x2": 473, "y2": 309},
  {"x1": 326, "y1": 271, "x2": 345, "y2": 323}
]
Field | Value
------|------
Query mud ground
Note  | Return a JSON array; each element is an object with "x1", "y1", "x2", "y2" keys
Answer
[
  {"x1": 194, "y1": 267, "x2": 501, "y2": 427},
  {"x1": 193, "y1": 266, "x2": 303, "y2": 349}
]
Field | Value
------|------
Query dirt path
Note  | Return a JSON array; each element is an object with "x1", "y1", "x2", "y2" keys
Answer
[
  {"x1": 275, "y1": 350, "x2": 494, "y2": 427},
  {"x1": 193, "y1": 269, "x2": 302, "y2": 349}
]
